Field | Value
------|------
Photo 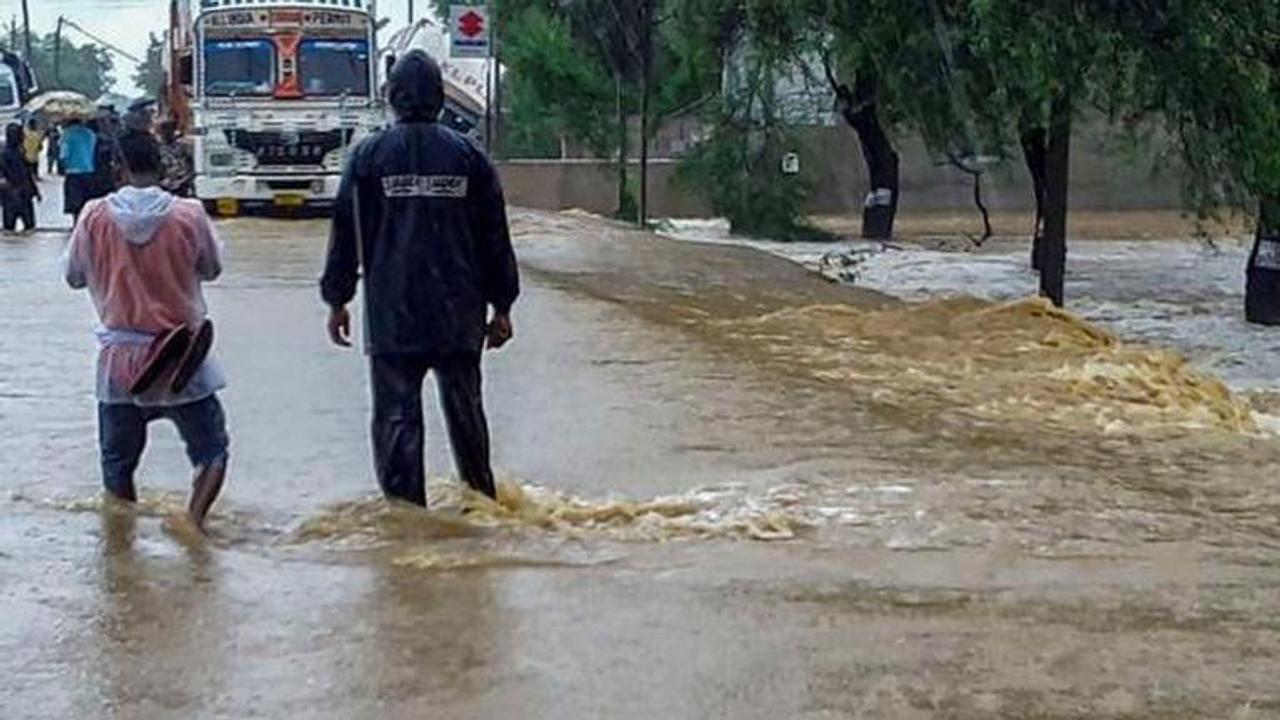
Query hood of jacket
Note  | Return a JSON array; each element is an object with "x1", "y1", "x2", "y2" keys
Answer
[
  {"x1": 388, "y1": 50, "x2": 444, "y2": 122},
  {"x1": 107, "y1": 186, "x2": 175, "y2": 246}
]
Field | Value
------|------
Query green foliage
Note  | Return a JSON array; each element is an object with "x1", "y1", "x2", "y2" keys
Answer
[
  {"x1": 678, "y1": 58, "x2": 825, "y2": 241},
  {"x1": 133, "y1": 34, "x2": 165, "y2": 97},
  {"x1": 26, "y1": 32, "x2": 114, "y2": 99},
  {"x1": 494, "y1": 0, "x2": 1280, "y2": 234},
  {"x1": 497, "y1": 0, "x2": 720, "y2": 160},
  {"x1": 500, "y1": 7, "x2": 614, "y2": 157},
  {"x1": 1102, "y1": 0, "x2": 1280, "y2": 214}
]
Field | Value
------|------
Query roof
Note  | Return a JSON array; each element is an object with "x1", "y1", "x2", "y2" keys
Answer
[{"x1": 198, "y1": 0, "x2": 372, "y2": 12}]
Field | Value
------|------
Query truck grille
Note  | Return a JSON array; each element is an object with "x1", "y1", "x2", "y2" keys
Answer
[{"x1": 224, "y1": 129, "x2": 351, "y2": 168}]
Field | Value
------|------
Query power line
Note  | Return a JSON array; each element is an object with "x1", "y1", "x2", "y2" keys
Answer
[{"x1": 59, "y1": 16, "x2": 143, "y2": 63}]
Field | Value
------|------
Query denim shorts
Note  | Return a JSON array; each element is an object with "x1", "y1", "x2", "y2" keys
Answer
[{"x1": 98, "y1": 394, "x2": 230, "y2": 496}]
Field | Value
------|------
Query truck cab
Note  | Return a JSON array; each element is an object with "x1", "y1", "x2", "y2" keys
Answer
[{"x1": 172, "y1": 0, "x2": 384, "y2": 214}]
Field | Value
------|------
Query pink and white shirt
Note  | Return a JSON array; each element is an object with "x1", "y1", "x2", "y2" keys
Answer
[{"x1": 64, "y1": 186, "x2": 226, "y2": 406}]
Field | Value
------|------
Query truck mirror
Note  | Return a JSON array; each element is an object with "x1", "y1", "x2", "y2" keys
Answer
[{"x1": 179, "y1": 54, "x2": 194, "y2": 86}]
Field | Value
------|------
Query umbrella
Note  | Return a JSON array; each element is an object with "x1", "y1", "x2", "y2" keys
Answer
[{"x1": 22, "y1": 91, "x2": 96, "y2": 123}]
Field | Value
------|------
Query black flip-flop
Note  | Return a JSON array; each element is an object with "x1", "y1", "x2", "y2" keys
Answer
[
  {"x1": 129, "y1": 326, "x2": 191, "y2": 395},
  {"x1": 170, "y1": 319, "x2": 214, "y2": 393}
]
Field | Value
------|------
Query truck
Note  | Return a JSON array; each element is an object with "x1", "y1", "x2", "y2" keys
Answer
[
  {"x1": 0, "y1": 50, "x2": 38, "y2": 139},
  {"x1": 380, "y1": 17, "x2": 489, "y2": 139},
  {"x1": 165, "y1": 0, "x2": 384, "y2": 215}
]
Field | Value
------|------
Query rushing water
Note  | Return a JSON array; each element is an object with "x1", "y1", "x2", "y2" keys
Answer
[{"x1": 2, "y1": 206, "x2": 1279, "y2": 718}]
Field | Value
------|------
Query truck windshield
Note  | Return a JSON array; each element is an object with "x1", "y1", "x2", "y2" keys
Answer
[
  {"x1": 204, "y1": 39, "x2": 275, "y2": 97},
  {"x1": 0, "y1": 66, "x2": 16, "y2": 108},
  {"x1": 298, "y1": 40, "x2": 369, "y2": 97}
]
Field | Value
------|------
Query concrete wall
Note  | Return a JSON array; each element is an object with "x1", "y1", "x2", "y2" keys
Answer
[
  {"x1": 497, "y1": 123, "x2": 1186, "y2": 218},
  {"x1": 498, "y1": 159, "x2": 709, "y2": 218}
]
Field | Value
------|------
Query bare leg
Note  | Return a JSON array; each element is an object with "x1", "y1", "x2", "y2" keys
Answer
[{"x1": 187, "y1": 459, "x2": 227, "y2": 531}]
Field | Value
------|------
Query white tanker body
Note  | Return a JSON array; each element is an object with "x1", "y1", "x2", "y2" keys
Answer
[{"x1": 167, "y1": 0, "x2": 384, "y2": 214}]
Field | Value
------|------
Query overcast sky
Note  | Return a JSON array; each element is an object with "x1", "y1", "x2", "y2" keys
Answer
[{"x1": 19, "y1": 0, "x2": 417, "y2": 95}]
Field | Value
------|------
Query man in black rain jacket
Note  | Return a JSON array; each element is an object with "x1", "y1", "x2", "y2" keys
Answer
[{"x1": 320, "y1": 50, "x2": 519, "y2": 504}]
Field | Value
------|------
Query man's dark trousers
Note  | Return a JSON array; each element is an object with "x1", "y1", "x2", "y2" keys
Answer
[{"x1": 370, "y1": 353, "x2": 496, "y2": 505}]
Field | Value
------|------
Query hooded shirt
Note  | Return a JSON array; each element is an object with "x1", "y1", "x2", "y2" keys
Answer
[
  {"x1": 320, "y1": 50, "x2": 519, "y2": 355},
  {"x1": 65, "y1": 186, "x2": 226, "y2": 406}
]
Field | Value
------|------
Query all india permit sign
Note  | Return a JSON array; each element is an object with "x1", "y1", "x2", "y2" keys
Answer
[{"x1": 449, "y1": 5, "x2": 491, "y2": 59}]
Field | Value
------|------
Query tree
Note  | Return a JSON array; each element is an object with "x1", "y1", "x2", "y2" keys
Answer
[
  {"x1": 499, "y1": 6, "x2": 615, "y2": 158},
  {"x1": 133, "y1": 33, "x2": 164, "y2": 97},
  {"x1": 495, "y1": 0, "x2": 712, "y2": 220},
  {"x1": 25, "y1": 31, "x2": 114, "y2": 98},
  {"x1": 673, "y1": 0, "x2": 829, "y2": 239},
  {"x1": 1101, "y1": 0, "x2": 1280, "y2": 323}
]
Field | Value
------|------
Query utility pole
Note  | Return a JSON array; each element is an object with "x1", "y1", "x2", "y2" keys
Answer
[
  {"x1": 408, "y1": 0, "x2": 415, "y2": 24},
  {"x1": 21, "y1": 0, "x2": 31, "y2": 61},
  {"x1": 54, "y1": 17, "x2": 63, "y2": 87},
  {"x1": 492, "y1": 18, "x2": 502, "y2": 158},
  {"x1": 637, "y1": 0, "x2": 652, "y2": 227}
]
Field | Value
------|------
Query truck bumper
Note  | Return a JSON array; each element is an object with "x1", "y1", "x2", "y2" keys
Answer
[{"x1": 194, "y1": 174, "x2": 342, "y2": 209}]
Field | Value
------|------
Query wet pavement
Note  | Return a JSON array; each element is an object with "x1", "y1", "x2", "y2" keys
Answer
[{"x1": 2, "y1": 185, "x2": 1280, "y2": 718}]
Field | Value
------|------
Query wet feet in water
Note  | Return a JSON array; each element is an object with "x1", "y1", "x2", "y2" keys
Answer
[
  {"x1": 107, "y1": 481, "x2": 138, "y2": 504},
  {"x1": 187, "y1": 460, "x2": 227, "y2": 532}
]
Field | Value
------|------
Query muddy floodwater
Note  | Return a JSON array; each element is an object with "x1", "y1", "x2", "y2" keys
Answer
[{"x1": 3, "y1": 205, "x2": 1280, "y2": 718}]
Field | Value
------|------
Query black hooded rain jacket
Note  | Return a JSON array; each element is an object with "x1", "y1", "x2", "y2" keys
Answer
[{"x1": 320, "y1": 51, "x2": 519, "y2": 355}]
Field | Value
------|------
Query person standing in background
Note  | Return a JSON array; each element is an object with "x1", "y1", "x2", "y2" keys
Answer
[
  {"x1": 88, "y1": 118, "x2": 121, "y2": 204},
  {"x1": 2, "y1": 123, "x2": 42, "y2": 233},
  {"x1": 46, "y1": 125, "x2": 61, "y2": 176},
  {"x1": 60, "y1": 118, "x2": 98, "y2": 222},
  {"x1": 22, "y1": 119, "x2": 42, "y2": 181},
  {"x1": 158, "y1": 121, "x2": 194, "y2": 198}
]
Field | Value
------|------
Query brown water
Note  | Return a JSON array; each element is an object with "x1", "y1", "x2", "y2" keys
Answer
[{"x1": 2, "y1": 206, "x2": 1279, "y2": 718}]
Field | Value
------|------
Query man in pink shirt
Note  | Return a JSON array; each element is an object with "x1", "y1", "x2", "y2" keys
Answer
[{"x1": 65, "y1": 130, "x2": 228, "y2": 531}]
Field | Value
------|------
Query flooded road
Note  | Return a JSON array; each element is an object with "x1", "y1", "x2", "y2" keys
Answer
[{"x1": 3, "y1": 203, "x2": 1280, "y2": 718}]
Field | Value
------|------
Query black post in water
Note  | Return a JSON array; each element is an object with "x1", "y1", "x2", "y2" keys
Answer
[
  {"x1": 637, "y1": 0, "x2": 652, "y2": 228},
  {"x1": 1039, "y1": 88, "x2": 1072, "y2": 307},
  {"x1": 1246, "y1": 199, "x2": 1280, "y2": 325},
  {"x1": 1020, "y1": 124, "x2": 1048, "y2": 271},
  {"x1": 615, "y1": 74, "x2": 628, "y2": 219}
]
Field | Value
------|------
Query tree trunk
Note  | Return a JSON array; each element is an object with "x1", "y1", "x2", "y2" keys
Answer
[
  {"x1": 837, "y1": 74, "x2": 899, "y2": 240},
  {"x1": 615, "y1": 74, "x2": 629, "y2": 220},
  {"x1": 637, "y1": 0, "x2": 652, "y2": 228},
  {"x1": 1246, "y1": 198, "x2": 1280, "y2": 325},
  {"x1": 1020, "y1": 126, "x2": 1048, "y2": 271},
  {"x1": 1039, "y1": 90, "x2": 1071, "y2": 307}
]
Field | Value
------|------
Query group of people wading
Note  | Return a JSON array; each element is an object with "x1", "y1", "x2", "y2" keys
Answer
[
  {"x1": 2, "y1": 105, "x2": 194, "y2": 235},
  {"x1": 64, "y1": 51, "x2": 518, "y2": 531}
]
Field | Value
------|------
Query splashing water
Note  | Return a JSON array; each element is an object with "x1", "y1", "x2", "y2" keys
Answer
[
  {"x1": 710, "y1": 296, "x2": 1267, "y2": 438},
  {"x1": 291, "y1": 479, "x2": 808, "y2": 546}
]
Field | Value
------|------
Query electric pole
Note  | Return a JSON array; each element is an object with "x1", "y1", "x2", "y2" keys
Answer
[
  {"x1": 637, "y1": 0, "x2": 652, "y2": 227},
  {"x1": 408, "y1": 0, "x2": 415, "y2": 24},
  {"x1": 21, "y1": 0, "x2": 31, "y2": 61},
  {"x1": 54, "y1": 17, "x2": 63, "y2": 87}
]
